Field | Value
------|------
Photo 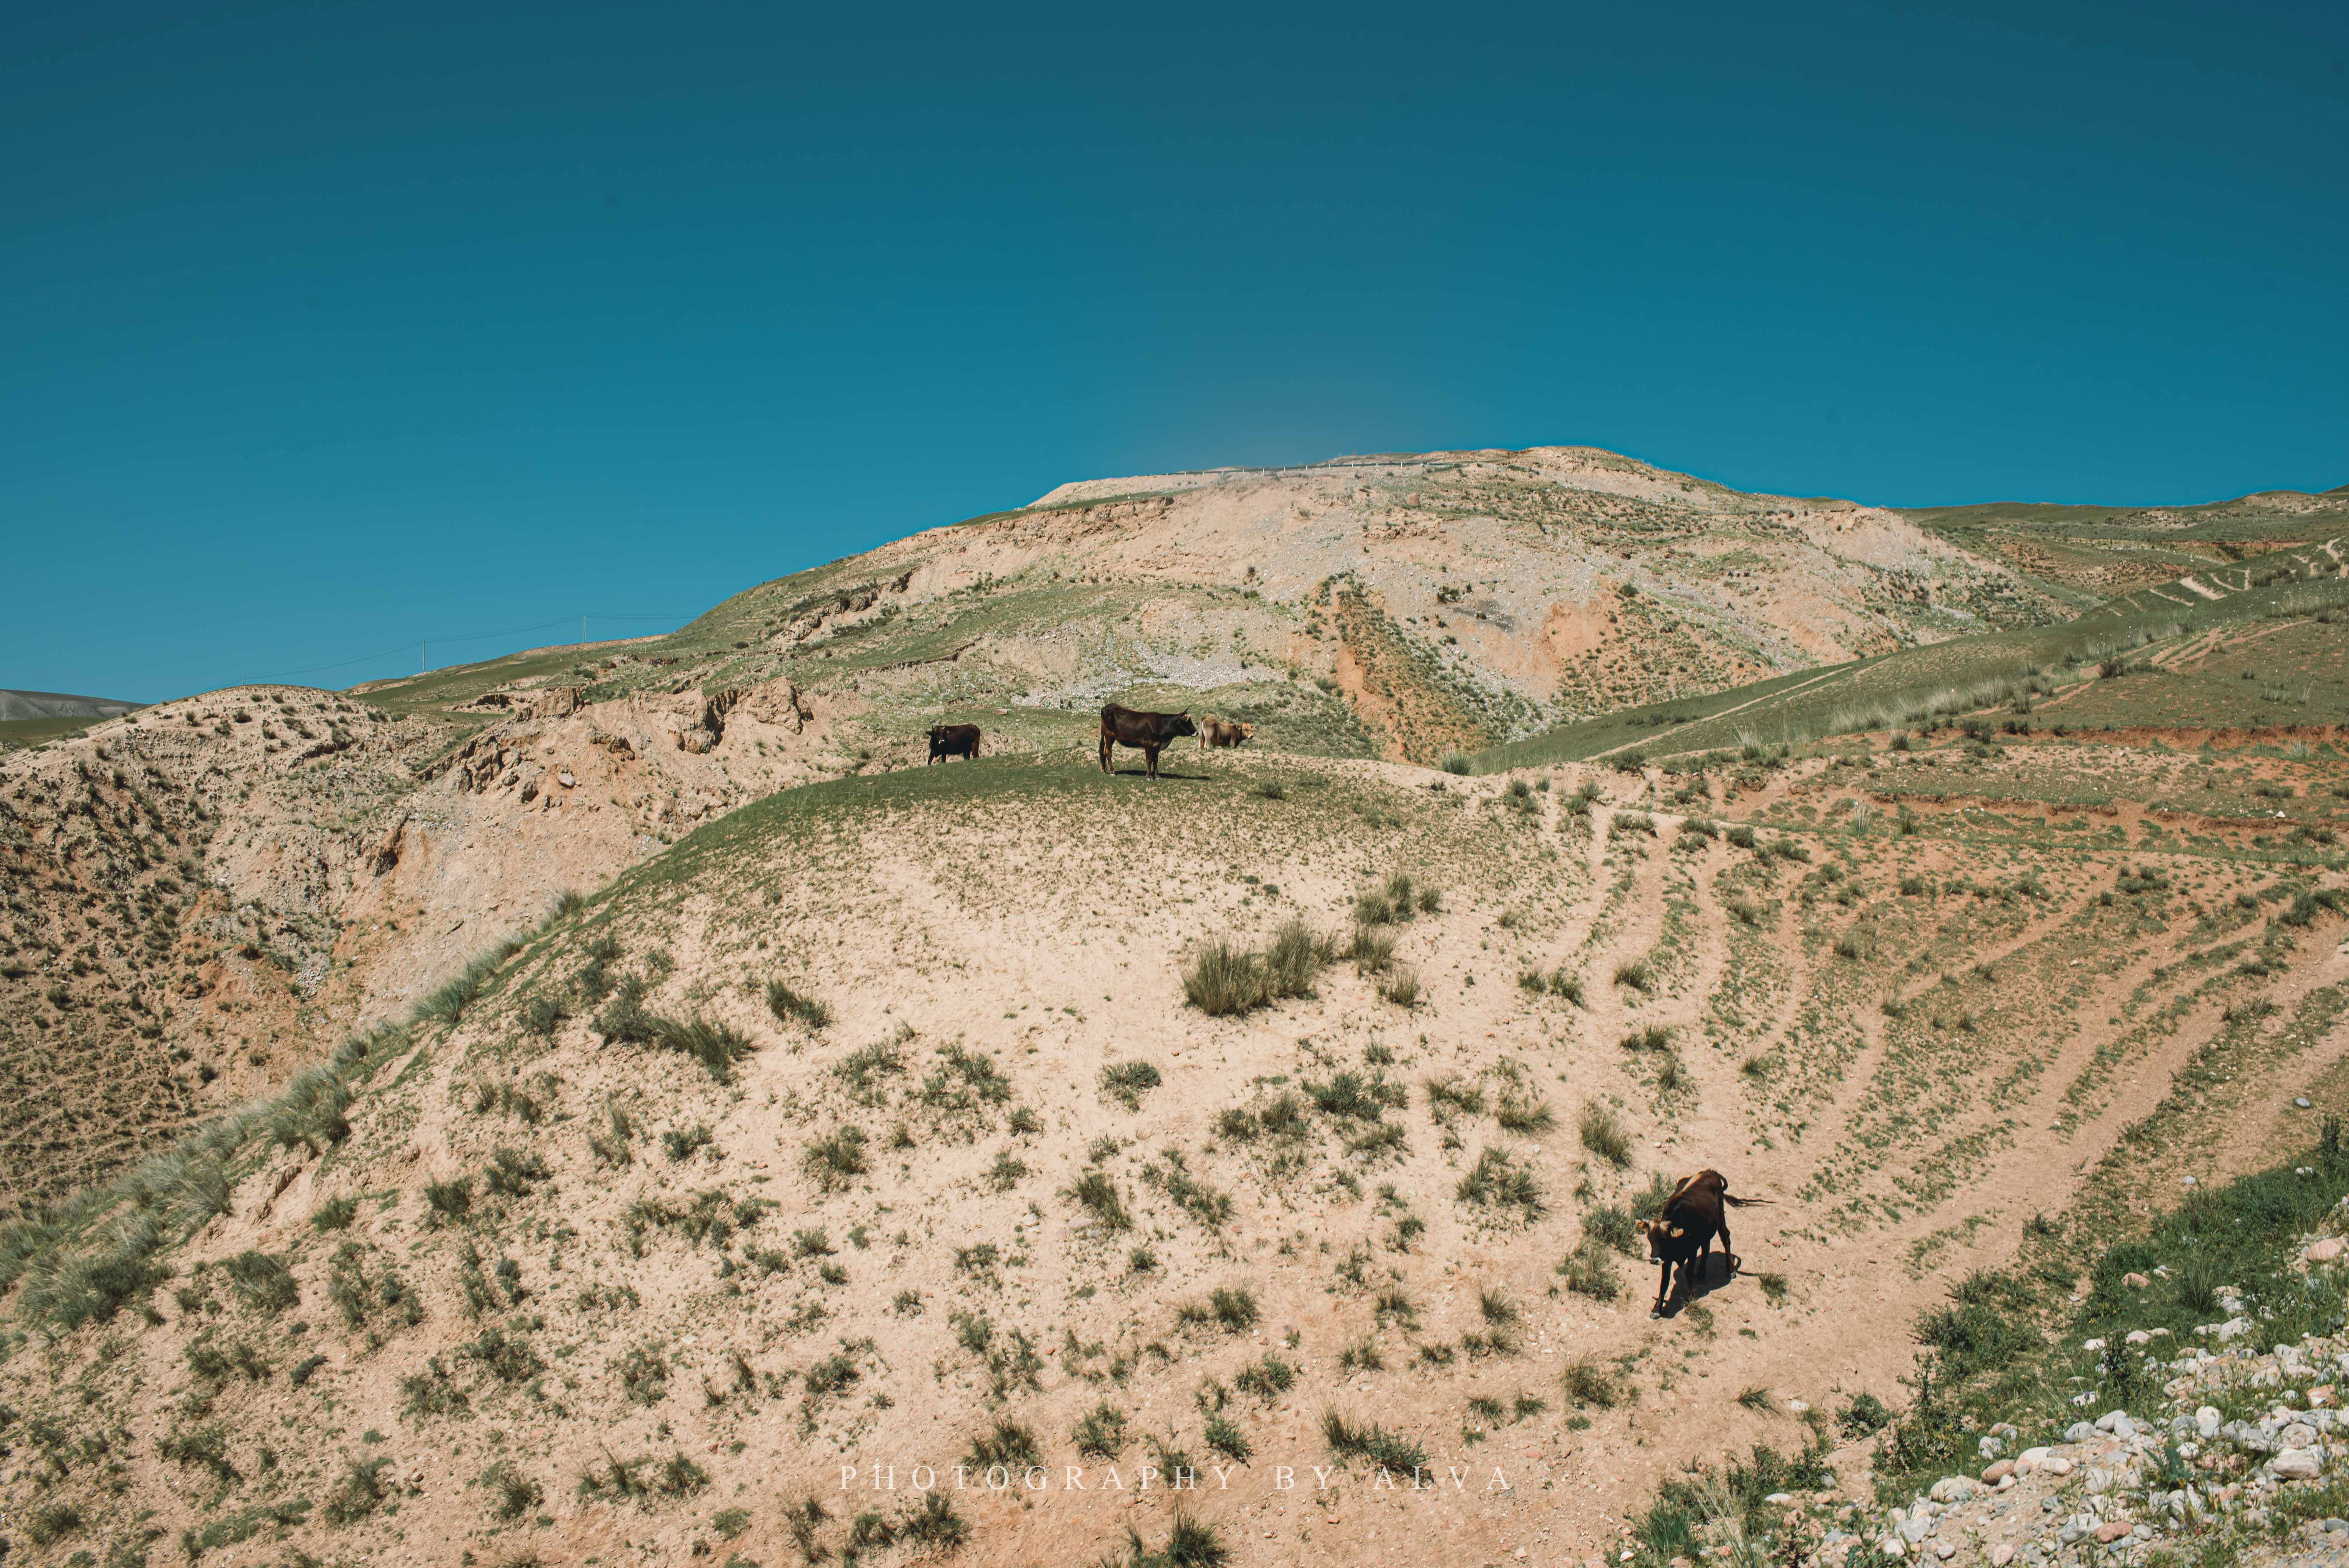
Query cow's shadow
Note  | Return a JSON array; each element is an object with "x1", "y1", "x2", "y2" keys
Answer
[
  {"x1": 1652, "y1": 1253, "x2": 1741, "y2": 1319},
  {"x1": 1105, "y1": 766, "x2": 1205, "y2": 781}
]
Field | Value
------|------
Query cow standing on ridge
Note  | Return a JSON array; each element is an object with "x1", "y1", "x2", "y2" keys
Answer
[
  {"x1": 1098, "y1": 704, "x2": 1196, "y2": 779},
  {"x1": 927, "y1": 724, "x2": 980, "y2": 764}
]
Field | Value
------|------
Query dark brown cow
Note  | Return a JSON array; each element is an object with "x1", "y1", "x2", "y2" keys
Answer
[
  {"x1": 1633, "y1": 1169, "x2": 1767, "y2": 1317},
  {"x1": 1098, "y1": 704, "x2": 1197, "y2": 779},
  {"x1": 927, "y1": 724, "x2": 980, "y2": 764}
]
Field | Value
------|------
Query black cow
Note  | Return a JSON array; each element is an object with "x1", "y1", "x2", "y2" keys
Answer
[
  {"x1": 927, "y1": 724, "x2": 980, "y2": 764},
  {"x1": 1633, "y1": 1169, "x2": 1766, "y2": 1317},
  {"x1": 1098, "y1": 704, "x2": 1197, "y2": 779}
]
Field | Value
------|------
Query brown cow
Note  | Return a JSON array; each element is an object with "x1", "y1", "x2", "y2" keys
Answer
[
  {"x1": 927, "y1": 724, "x2": 980, "y2": 763},
  {"x1": 1633, "y1": 1169, "x2": 1767, "y2": 1317},
  {"x1": 1198, "y1": 717, "x2": 1255, "y2": 750},
  {"x1": 1098, "y1": 704, "x2": 1197, "y2": 779}
]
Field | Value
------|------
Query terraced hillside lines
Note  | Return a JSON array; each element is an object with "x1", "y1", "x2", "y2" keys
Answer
[
  {"x1": 3, "y1": 726, "x2": 2346, "y2": 1568},
  {"x1": 1476, "y1": 572, "x2": 2349, "y2": 774},
  {"x1": 1905, "y1": 483, "x2": 2349, "y2": 603}
]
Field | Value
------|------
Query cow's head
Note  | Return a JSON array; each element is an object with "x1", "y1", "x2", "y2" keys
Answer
[
  {"x1": 1238, "y1": 723, "x2": 1256, "y2": 739},
  {"x1": 1170, "y1": 712, "x2": 1198, "y2": 737},
  {"x1": 1633, "y1": 1217, "x2": 1685, "y2": 1260}
]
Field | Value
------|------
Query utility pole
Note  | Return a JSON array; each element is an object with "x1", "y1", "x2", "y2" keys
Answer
[{"x1": 582, "y1": 612, "x2": 587, "y2": 646}]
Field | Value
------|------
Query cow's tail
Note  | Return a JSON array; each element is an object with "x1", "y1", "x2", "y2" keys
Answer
[{"x1": 1722, "y1": 1195, "x2": 1773, "y2": 1208}]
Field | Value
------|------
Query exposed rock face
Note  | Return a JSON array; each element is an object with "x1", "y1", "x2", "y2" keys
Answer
[{"x1": 371, "y1": 811, "x2": 407, "y2": 875}]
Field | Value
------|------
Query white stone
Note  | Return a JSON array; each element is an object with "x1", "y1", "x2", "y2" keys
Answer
[
  {"x1": 2274, "y1": 1449, "x2": 2322, "y2": 1481},
  {"x1": 2198, "y1": 1407, "x2": 2222, "y2": 1438}
]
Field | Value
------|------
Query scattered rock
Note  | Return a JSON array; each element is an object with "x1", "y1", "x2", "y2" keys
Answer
[
  {"x1": 2273, "y1": 1448, "x2": 2323, "y2": 1481},
  {"x1": 2122, "y1": 1272, "x2": 2150, "y2": 1288},
  {"x1": 2308, "y1": 1237, "x2": 2346, "y2": 1263},
  {"x1": 1980, "y1": 1461, "x2": 2014, "y2": 1484}
]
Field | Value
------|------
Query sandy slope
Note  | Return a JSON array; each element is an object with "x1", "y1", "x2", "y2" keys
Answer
[{"x1": 5, "y1": 733, "x2": 2341, "y2": 1568}]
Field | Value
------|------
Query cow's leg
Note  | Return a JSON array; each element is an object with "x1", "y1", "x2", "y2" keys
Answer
[
  {"x1": 1718, "y1": 1217, "x2": 1736, "y2": 1276},
  {"x1": 1653, "y1": 1259, "x2": 1672, "y2": 1317},
  {"x1": 1145, "y1": 744, "x2": 1160, "y2": 779},
  {"x1": 1100, "y1": 735, "x2": 1113, "y2": 775}
]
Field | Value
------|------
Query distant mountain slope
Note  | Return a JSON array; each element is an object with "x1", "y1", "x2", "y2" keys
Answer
[
  {"x1": 0, "y1": 688, "x2": 141, "y2": 721},
  {"x1": 1903, "y1": 483, "x2": 2349, "y2": 605},
  {"x1": 576, "y1": 445, "x2": 2069, "y2": 767}
]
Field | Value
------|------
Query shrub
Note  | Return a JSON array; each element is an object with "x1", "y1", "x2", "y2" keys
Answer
[
  {"x1": 222, "y1": 1250, "x2": 299, "y2": 1314},
  {"x1": 1065, "y1": 1170, "x2": 1132, "y2": 1230},
  {"x1": 1100, "y1": 1060, "x2": 1162, "y2": 1110},
  {"x1": 767, "y1": 980, "x2": 831, "y2": 1030},
  {"x1": 1182, "y1": 921, "x2": 1330, "y2": 1017},
  {"x1": 1380, "y1": 965, "x2": 1421, "y2": 1007},
  {"x1": 834, "y1": 1040, "x2": 905, "y2": 1103},
  {"x1": 312, "y1": 1196, "x2": 359, "y2": 1232},
  {"x1": 323, "y1": 1456, "x2": 393, "y2": 1524},
  {"x1": 1578, "y1": 1102, "x2": 1632, "y2": 1168},
  {"x1": 1559, "y1": 1355, "x2": 1622, "y2": 1407},
  {"x1": 1208, "y1": 1286, "x2": 1259, "y2": 1330},
  {"x1": 1584, "y1": 1203, "x2": 1638, "y2": 1254},
  {"x1": 1306, "y1": 1070, "x2": 1404, "y2": 1120},
  {"x1": 419, "y1": 950, "x2": 501, "y2": 1026},
  {"x1": 1073, "y1": 1401, "x2": 1129, "y2": 1459},
  {"x1": 1455, "y1": 1147, "x2": 1542, "y2": 1219},
  {"x1": 1425, "y1": 1075, "x2": 1488, "y2": 1119},
  {"x1": 265, "y1": 1066, "x2": 353, "y2": 1153},
  {"x1": 423, "y1": 1178, "x2": 474, "y2": 1226},
  {"x1": 1347, "y1": 922, "x2": 1395, "y2": 972},
  {"x1": 1441, "y1": 754, "x2": 1472, "y2": 775},
  {"x1": 1837, "y1": 1392, "x2": 1893, "y2": 1438},
  {"x1": 964, "y1": 1416, "x2": 1042, "y2": 1471},
  {"x1": 804, "y1": 1127, "x2": 870, "y2": 1193},
  {"x1": 1558, "y1": 1240, "x2": 1623, "y2": 1301},
  {"x1": 899, "y1": 1490, "x2": 969, "y2": 1549},
  {"x1": 522, "y1": 994, "x2": 567, "y2": 1037},
  {"x1": 1613, "y1": 957, "x2": 1652, "y2": 992},
  {"x1": 1321, "y1": 1410, "x2": 1426, "y2": 1474},
  {"x1": 1233, "y1": 1352, "x2": 1296, "y2": 1401}
]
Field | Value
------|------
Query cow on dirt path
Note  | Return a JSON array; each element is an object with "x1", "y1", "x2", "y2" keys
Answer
[
  {"x1": 927, "y1": 724, "x2": 980, "y2": 764},
  {"x1": 1634, "y1": 1169, "x2": 1769, "y2": 1317},
  {"x1": 1099, "y1": 705, "x2": 1197, "y2": 779}
]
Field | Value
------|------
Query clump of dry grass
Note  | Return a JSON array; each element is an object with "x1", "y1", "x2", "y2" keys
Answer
[{"x1": 1181, "y1": 921, "x2": 1330, "y2": 1016}]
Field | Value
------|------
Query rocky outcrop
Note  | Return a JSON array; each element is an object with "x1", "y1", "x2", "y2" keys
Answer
[{"x1": 371, "y1": 811, "x2": 408, "y2": 875}]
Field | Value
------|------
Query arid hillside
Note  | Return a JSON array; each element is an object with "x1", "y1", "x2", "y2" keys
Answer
[
  {"x1": 2, "y1": 717, "x2": 2342, "y2": 1568},
  {"x1": 2, "y1": 443, "x2": 2072, "y2": 1213},
  {"x1": 3, "y1": 449, "x2": 2347, "y2": 1568}
]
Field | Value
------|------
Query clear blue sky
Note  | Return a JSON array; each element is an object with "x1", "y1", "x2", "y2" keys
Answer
[{"x1": 5, "y1": 1, "x2": 2344, "y2": 702}]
